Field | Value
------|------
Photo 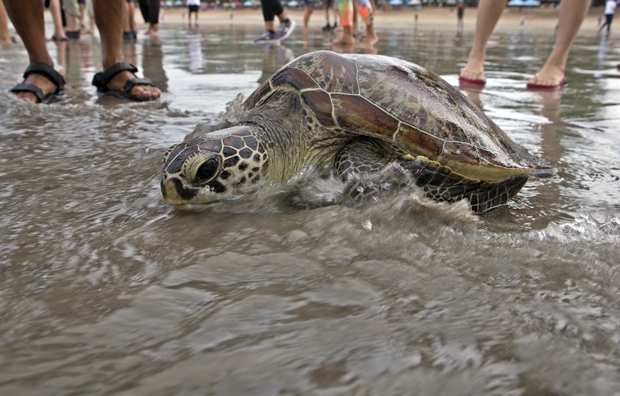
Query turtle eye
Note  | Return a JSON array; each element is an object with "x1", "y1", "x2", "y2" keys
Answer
[{"x1": 192, "y1": 157, "x2": 220, "y2": 185}]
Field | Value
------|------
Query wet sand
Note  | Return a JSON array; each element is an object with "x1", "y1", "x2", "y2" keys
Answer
[
  {"x1": 3, "y1": 10, "x2": 620, "y2": 395},
  {"x1": 156, "y1": 5, "x2": 606, "y2": 30}
]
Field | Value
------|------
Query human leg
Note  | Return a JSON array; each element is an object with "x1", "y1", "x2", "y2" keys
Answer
[
  {"x1": 255, "y1": 0, "x2": 293, "y2": 42},
  {"x1": 323, "y1": 0, "x2": 331, "y2": 30},
  {"x1": 0, "y1": 0, "x2": 11, "y2": 43},
  {"x1": 459, "y1": 0, "x2": 506, "y2": 83},
  {"x1": 86, "y1": 0, "x2": 95, "y2": 34},
  {"x1": 607, "y1": 14, "x2": 614, "y2": 33},
  {"x1": 93, "y1": 0, "x2": 161, "y2": 99},
  {"x1": 144, "y1": 0, "x2": 160, "y2": 34},
  {"x1": 49, "y1": 0, "x2": 68, "y2": 40},
  {"x1": 3, "y1": 0, "x2": 64, "y2": 102},
  {"x1": 138, "y1": 0, "x2": 159, "y2": 35},
  {"x1": 332, "y1": 0, "x2": 355, "y2": 45},
  {"x1": 127, "y1": 0, "x2": 136, "y2": 33},
  {"x1": 62, "y1": 0, "x2": 81, "y2": 37},
  {"x1": 352, "y1": 0, "x2": 376, "y2": 46},
  {"x1": 78, "y1": 0, "x2": 85, "y2": 28},
  {"x1": 599, "y1": 13, "x2": 612, "y2": 33},
  {"x1": 527, "y1": 0, "x2": 589, "y2": 88},
  {"x1": 303, "y1": 4, "x2": 313, "y2": 29}
]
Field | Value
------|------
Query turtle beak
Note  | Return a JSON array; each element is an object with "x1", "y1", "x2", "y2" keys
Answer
[{"x1": 161, "y1": 177, "x2": 199, "y2": 203}]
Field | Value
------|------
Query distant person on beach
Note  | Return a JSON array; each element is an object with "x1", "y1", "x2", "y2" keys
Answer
[
  {"x1": 62, "y1": 0, "x2": 82, "y2": 39},
  {"x1": 459, "y1": 0, "x2": 589, "y2": 89},
  {"x1": 302, "y1": 0, "x2": 317, "y2": 32},
  {"x1": 456, "y1": 1, "x2": 465, "y2": 30},
  {"x1": 5, "y1": 0, "x2": 161, "y2": 103},
  {"x1": 599, "y1": 0, "x2": 617, "y2": 34},
  {"x1": 322, "y1": 0, "x2": 338, "y2": 31},
  {"x1": 123, "y1": 0, "x2": 138, "y2": 41},
  {"x1": 187, "y1": 0, "x2": 201, "y2": 27},
  {"x1": 138, "y1": 0, "x2": 161, "y2": 36},
  {"x1": 331, "y1": 0, "x2": 378, "y2": 47},
  {"x1": 254, "y1": 0, "x2": 295, "y2": 43}
]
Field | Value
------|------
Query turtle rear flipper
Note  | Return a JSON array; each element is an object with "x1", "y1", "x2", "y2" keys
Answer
[
  {"x1": 334, "y1": 140, "x2": 528, "y2": 213},
  {"x1": 399, "y1": 157, "x2": 529, "y2": 214}
]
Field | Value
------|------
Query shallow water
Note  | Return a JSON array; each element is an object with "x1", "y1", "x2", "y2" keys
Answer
[{"x1": 1, "y1": 23, "x2": 620, "y2": 395}]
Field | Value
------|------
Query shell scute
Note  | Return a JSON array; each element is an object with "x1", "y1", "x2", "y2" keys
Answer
[
  {"x1": 271, "y1": 67, "x2": 320, "y2": 91},
  {"x1": 291, "y1": 51, "x2": 359, "y2": 94},
  {"x1": 332, "y1": 93, "x2": 399, "y2": 137},
  {"x1": 394, "y1": 123, "x2": 444, "y2": 159},
  {"x1": 441, "y1": 141, "x2": 482, "y2": 166},
  {"x1": 301, "y1": 90, "x2": 335, "y2": 127}
]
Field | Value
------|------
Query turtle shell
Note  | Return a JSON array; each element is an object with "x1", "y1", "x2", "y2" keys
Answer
[{"x1": 245, "y1": 50, "x2": 536, "y2": 181}]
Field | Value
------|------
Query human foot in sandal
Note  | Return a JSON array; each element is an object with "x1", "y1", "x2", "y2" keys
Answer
[
  {"x1": 10, "y1": 62, "x2": 65, "y2": 103},
  {"x1": 92, "y1": 62, "x2": 161, "y2": 101}
]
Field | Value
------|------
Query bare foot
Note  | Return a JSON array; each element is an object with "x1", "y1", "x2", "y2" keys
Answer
[
  {"x1": 359, "y1": 33, "x2": 378, "y2": 48},
  {"x1": 459, "y1": 67, "x2": 485, "y2": 81},
  {"x1": 527, "y1": 70, "x2": 565, "y2": 87},
  {"x1": 459, "y1": 56, "x2": 485, "y2": 80},
  {"x1": 106, "y1": 70, "x2": 161, "y2": 100},
  {"x1": 332, "y1": 35, "x2": 355, "y2": 46},
  {"x1": 12, "y1": 73, "x2": 58, "y2": 103},
  {"x1": 332, "y1": 25, "x2": 354, "y2": 46},
  {"x1": 359, "y1": 25, "x2": 378, "y2": 48}
]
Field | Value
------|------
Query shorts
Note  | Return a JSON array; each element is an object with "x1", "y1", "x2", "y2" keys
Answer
[
  {"x1": 61, "y1": 0, "x2": 80, "y2": 17},
  {"x1": 189, "y1": 4, "x2": 200, "y2": 12},
  {"x1": 302, "y1": 0, "x2": 318, "y2": 7}
]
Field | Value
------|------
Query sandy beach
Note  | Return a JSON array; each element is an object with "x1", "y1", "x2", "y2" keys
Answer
[{"x1": 156, "y1": 5, "x2": 606, "y2": 31}]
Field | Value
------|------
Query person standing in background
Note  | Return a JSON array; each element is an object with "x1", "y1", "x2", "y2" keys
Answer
[
  {"x1": 599, "y1": 0, "x2": 617, "y2": 34},
  {"x1": 459, "y1": 0, "x2": 589, "y2": 89},
  {"x1": 322, "y1": 0, "x2": 338, "y2": 31},
  {"x1": 62, "y1": 0, "x2": 82, "y2": 39},
  {"x1": 331, "y1": 0, "x2": 377, "y2": 47},
  {"x1": 138, "y1": 0, "x2": 160, "y2": 37},
  {"x1": 254, "y1": 0, "x2": 295, "y2": 43},
  {"x1": 456, "y1": 0, "x2": 465, "y2": 32},
  {"x1": 123, "y1": 0, "x2": 138, "y2": 40},
  {"x1": 187, "y1": 0, "x2": 200, "y2": 27}
]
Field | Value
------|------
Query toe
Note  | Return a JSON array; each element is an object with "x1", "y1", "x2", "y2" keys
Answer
[
  {"x1": 460, "y1": 68, "x2": 484, "y2": 80},
  {"x1": 129, "y1": 84, "x2": 161, "y2": 100}
]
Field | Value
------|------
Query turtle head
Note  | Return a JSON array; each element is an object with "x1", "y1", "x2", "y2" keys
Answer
[{"x1": 160, "y1": 126, "x2": 268, "y2": 211}]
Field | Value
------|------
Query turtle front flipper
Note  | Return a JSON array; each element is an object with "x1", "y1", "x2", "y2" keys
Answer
[
  {"x1": 334, "y1": 138, "x2": 404, "y2": 203},
  {"x1": 397, "y1": 156, "x2": 529, "y2": 213}
]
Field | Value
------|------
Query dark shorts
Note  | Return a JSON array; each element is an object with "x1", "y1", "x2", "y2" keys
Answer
[{"x1": 189, "y1": 4, "x2": 200, "y2": 12}]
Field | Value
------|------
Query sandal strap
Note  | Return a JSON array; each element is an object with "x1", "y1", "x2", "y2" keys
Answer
[
  {"x1": 123, "y1": 77, "x2": 154, "y2": 94},
  {"x1": 10, "y1": 83, "x2": 45, "y2": 103},
  {"x1": 22, "y1": 62, "x2": 65, "y2": 95},
  {"x1": 92, "y1": 62, "x2": 139, "y2": 91}
]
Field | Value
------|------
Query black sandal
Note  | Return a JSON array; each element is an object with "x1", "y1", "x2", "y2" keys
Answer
[
  {"x1": 92, "y1": 62, "x2": 157, "y2": 101},
  {"x1": 10, "y1": 62, "x2": 66, "y2": 103}
]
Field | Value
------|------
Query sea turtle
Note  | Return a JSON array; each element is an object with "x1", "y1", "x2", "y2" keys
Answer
[{"x1": 161, "y1": 50, "x2": 541, "y2": 213}]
